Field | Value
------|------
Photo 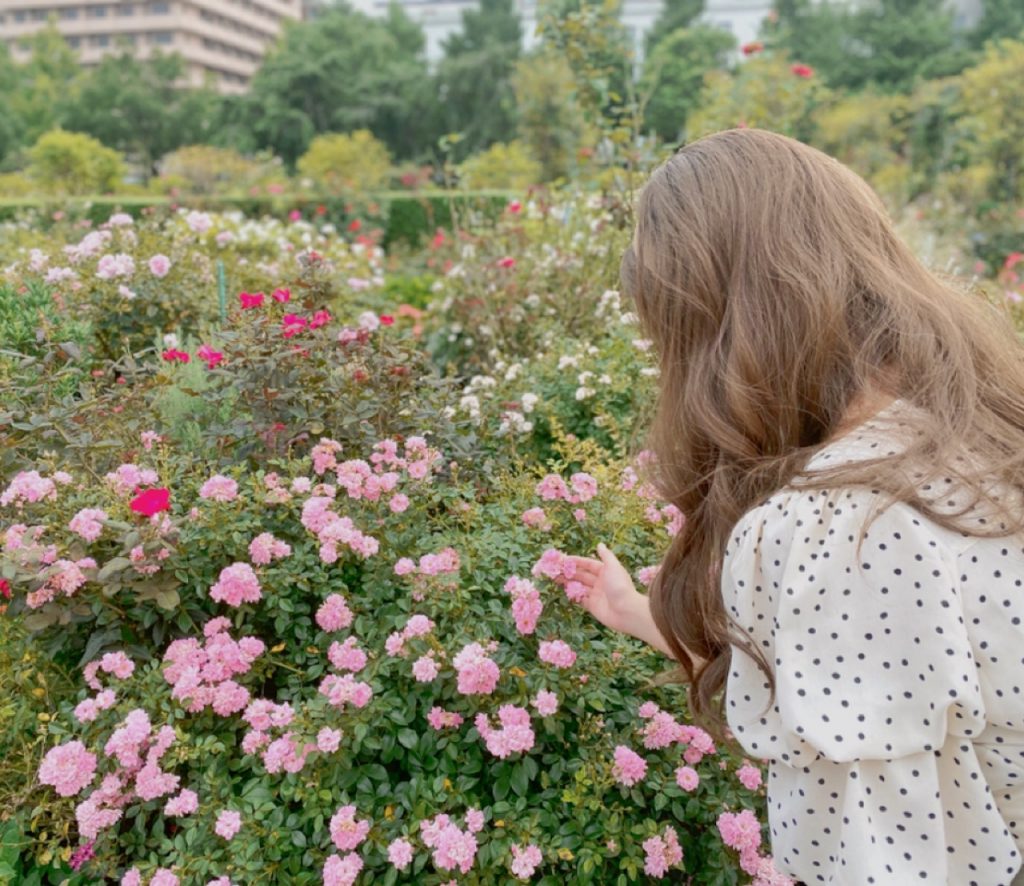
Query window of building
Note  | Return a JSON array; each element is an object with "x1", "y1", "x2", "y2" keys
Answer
[
  {"x1": 117, "y1": 4, "x2": 135, "y2": 14},
  {"x1": 91, "y1": 33, "x2": 110, "y2": 45},
  {"x1": 30, "y1": 8, "x2": 48, "y2": 20},
  {"x1": 148, "y1": 2, "x2": 169, "y2": 13},
  {"x1": 13, "y1": 10, "x2": 26, "y2": 21},
  {"x1": 67, "y1": 35, "x2": 81, "y2": 46},
  {"x1": 149, "y1": 30, "x2": 172, "y2": 43},
  {"x1": 89, "y1": 5, "x2": 108, "y2": 16},
  {"x1": 60, "y1": 7, "x2": 79, "y2": 18}
]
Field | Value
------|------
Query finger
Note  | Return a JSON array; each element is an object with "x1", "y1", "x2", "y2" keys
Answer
[
  {"x1": 569, "y1": 557, "x2": 601, "y2": 575},
  {"x1": 596, "y1": 543, "x2": 621, "y2": 568}
]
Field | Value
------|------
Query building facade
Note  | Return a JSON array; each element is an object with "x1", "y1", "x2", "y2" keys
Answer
[
  {"x1": 0, "y1": 0, "x2": 301, "y2": 92},
  {"x1": 347, "y1": 0, "x2": 778, "y2": 64},
  {"x1": 348, "y1": 0, "x2": 983, "y2": 66}
]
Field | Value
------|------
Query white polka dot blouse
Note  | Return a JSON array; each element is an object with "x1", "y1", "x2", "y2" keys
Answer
[{"x1": 722, "y1": 399, "x2": 1024, "y2": 885}]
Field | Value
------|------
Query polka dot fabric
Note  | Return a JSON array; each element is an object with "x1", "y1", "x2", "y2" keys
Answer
[{"x1": 722, "y1": 401, "x2": 1024, "y2": 885}]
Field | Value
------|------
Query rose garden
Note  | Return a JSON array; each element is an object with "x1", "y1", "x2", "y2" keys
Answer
[{"x1": 1, "y1": 2, "x2": 1024, "y2": 883}]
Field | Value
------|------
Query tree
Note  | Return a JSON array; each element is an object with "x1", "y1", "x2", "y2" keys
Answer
[
  {"x1": 968, "y1": 0, "x2": 1024, "y2": 49},
  {"x1": 58, "y1": 51, "x2": 220, "y2": 177},
  {"x1": 512, "y1": 50, "x2": 594, "y2": 181},
  {"x1": 0, "y1": 45, "x2": 21, "y2": 166},
  {"x1": 640, "y1": 25, "x2": 735, "y2": 142},
  {"x1": 765, "y1": 0, "x2": 975, "y2": 92},
  {"x1": 239, "y1": 3, "x2": 436, "y2": 167},
  {"x1": 644, "y1": 0, "x2": 704, "y2": 56},
  {"x1": 9, "y1": 24, "x2": 80, "y2": 148},
  {"x1": 435, "y1": 0, "x2": 522, "y2": 159}
]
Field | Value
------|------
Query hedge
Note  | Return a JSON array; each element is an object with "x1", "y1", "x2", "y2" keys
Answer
[{"x1": 0, "y1": 190, "x2": 515, "y2": 249}]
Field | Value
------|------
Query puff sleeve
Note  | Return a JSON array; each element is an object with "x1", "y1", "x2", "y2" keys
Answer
[{"x1": 721, "y1": 486, "x2": 1022, "y2": 885}]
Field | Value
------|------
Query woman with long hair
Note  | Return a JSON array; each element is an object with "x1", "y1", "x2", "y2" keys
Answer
[{"x1": 572, "y1": 128, "x2": 1024, "y2": 884}]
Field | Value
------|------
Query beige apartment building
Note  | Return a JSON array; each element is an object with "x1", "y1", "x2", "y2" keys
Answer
[{"x1": 0, "y1": 0, "x2": 301, "y2": 93}]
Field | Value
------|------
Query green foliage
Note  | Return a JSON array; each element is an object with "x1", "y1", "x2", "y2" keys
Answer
[
  {"x1": 27, "y1": 130, "x2": 125, "y2": 196},
  {"x1": 298, "y1": 131, "x2": 394, "y2": 194},
  {"x1": 814, "y1": 91, "x2": 914, "y2": 205},
  {"x1": 968, "y1": 0, "x2": 1024, "y2": 49},
  {"x1": 512, "y1": 51, "x2": 594, "y2": 183},
  {"x1": 955, "y1": 37, "x2": 1024, "y2": 203},
  {"x1": 459, "y1": 142, "x2": 542, "y2": 190},
  {"x1": 765, "y1": 0, "x2": 975, "y2": 92},
  {"x1": 643, "y1": 0, "x2": 704, "y2": 55},
  {"x1": 56, "y1": 52, "x2": 221, "y2": 178},
  {"x1": 640, "y1": 26, "x2": 736, "y2": 142},
  {"x1": 157, "y1": 146, "x2": 283, "y2": 197},
  {"x1": 435, "y1": 0, "x2": 523, "y2": 160},
  {"x1": 6, "y1": 24, "x2": 80, "y2": 152},
  {"x1": 240, "y1": 4, "x2": 437, "y2": 167},
  {"x1": 687, "y1": 53, "x2": 828, "y2": 143}
]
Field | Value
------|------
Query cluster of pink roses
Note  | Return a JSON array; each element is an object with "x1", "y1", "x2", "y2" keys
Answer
[
  {"x1": 505, "y1": 576, "x2": 542, "y2": 634},
  {"x1": 209, "y1": 562, "x2": 262, "y2": 607},
  {"x1": 394, "y1": 547, "x2": 461, "y2": 599},
  {"x1": 420, "y1": 810, "x2": 482, "y2": 875},
  {"x1": 311, "y1": 435, "x2": 442, "y2": 506},
  {"x1": 26, "y1": 555, "x2": 97, "y2": 608},
  {"x1": 162, "y1": 617, "x2": 264, "y2": 715},
  {"x1": 316, "y1": 592, "x2": 354, "y2": 632},
  {"x1": 238, "y1": 288, "x2": 292, "y2": 309},
  {"x1": 301, "y1": 497, "x2": 380, "y2": 562},
  {"x1": 642, "y1": 825, "x2": 683, "y2": 878},
  {"x1": 40, "y1": 704, "x2": 186, "y2": 845},
  {"x1": 198, "y1": 474, "x2": 238, "y2": 502},
  {"x1": 620, "y1": 455, "x2": 686, "y2": 536},
  {"x1": 68, "y1": 507, "x2": 108, "y2": 542},
  {"x1": 718, "y1": 809, "x2": 795, "y2": 885},
  {"x1": 474, "y1": 704, "x2": 535, "y2": 758},
  {"x1": 160, "y1": 345, "x2": 224, "y2": 369},
  {"x1": 534, "y1": 471, "x2": 598, "y2": 504},
  {"x1": 452, "y1": 641, "x2": 500, "y2": 695},
  {"x1": 75, "y1": 651, "x2": 135, "y2": 722},
  {"x1": 537, "y1": 639, "x2": 576, "y2": 669},
  {"x1": 1, "y1": 468, "x2": 62, "y2": 507},
  {"x1": 531, "y1": 548, "x2": 588, "y2": 602}
]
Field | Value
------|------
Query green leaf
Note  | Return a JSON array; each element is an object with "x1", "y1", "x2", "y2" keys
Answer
[
  {"x1": 511, "y1": 761, "x2": 530, "y2": 797},
  {"x1": 155, "y1": 589, "x2": 180, "y2": 610},
  {"x1": 397, "y1": 728, "x2": 418, "y2": 750},
  {"x1": 97, "y1": 556, "x2": 131, "y2": 581}
]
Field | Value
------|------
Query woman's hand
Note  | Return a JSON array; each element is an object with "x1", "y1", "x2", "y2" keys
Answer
[
  {"x1": 568, "y1": 543, "x2": 644, "y2": 636},
  {"x1": 569, "y1": 544, "x2": 678, "y2": 660}
]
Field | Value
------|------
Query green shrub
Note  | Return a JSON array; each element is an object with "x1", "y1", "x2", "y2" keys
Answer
[
  {"x1": 298, "y1": 131, "x2": 393, "y2": 194},
  {"x1": 27, "y1": 130, "x2": 126, "y2": 197},
  {"x1": 459, "y1": 142, "x2": 542, "y2": 191}
]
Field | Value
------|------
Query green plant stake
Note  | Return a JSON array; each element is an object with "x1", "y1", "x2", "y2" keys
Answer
[{"x1": 217, "y1": 259, "x2": 226, "y2": 324}]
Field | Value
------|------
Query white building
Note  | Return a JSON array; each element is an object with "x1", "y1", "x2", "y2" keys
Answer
[
  {"x1": 348, "y1": 0, "x2": 983, "y2": 66},
  {"x1": 347, "y1": 0, "x2": 773, "y2": 62}
]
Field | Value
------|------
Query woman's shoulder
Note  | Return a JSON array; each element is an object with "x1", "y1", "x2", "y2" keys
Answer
[{"x1": 727, "y1": 397, "x2": 1014, "y2": 559}]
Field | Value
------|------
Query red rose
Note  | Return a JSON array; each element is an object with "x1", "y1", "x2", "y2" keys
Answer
[
  {"x1": 0, "y1": 578, "x2": 11, "y2": 600},
  {"x1": 130, "y1": 487, "x2": 170, "y2": 517},
  {"x1": 791, "y1": 63, "x2": 814, "y2": 78},
  {"x1": 741, "y1": 41, "x2": 763, "y2": 55}
]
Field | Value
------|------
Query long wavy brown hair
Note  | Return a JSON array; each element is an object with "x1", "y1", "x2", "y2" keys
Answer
[{"x1": 621, "y1": 127, "x2": 1024, "y2": 735}]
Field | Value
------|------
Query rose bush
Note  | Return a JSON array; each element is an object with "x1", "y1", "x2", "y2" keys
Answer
[{"x1": 2, "y1": 200, "x2": 791, "y2": 885}]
